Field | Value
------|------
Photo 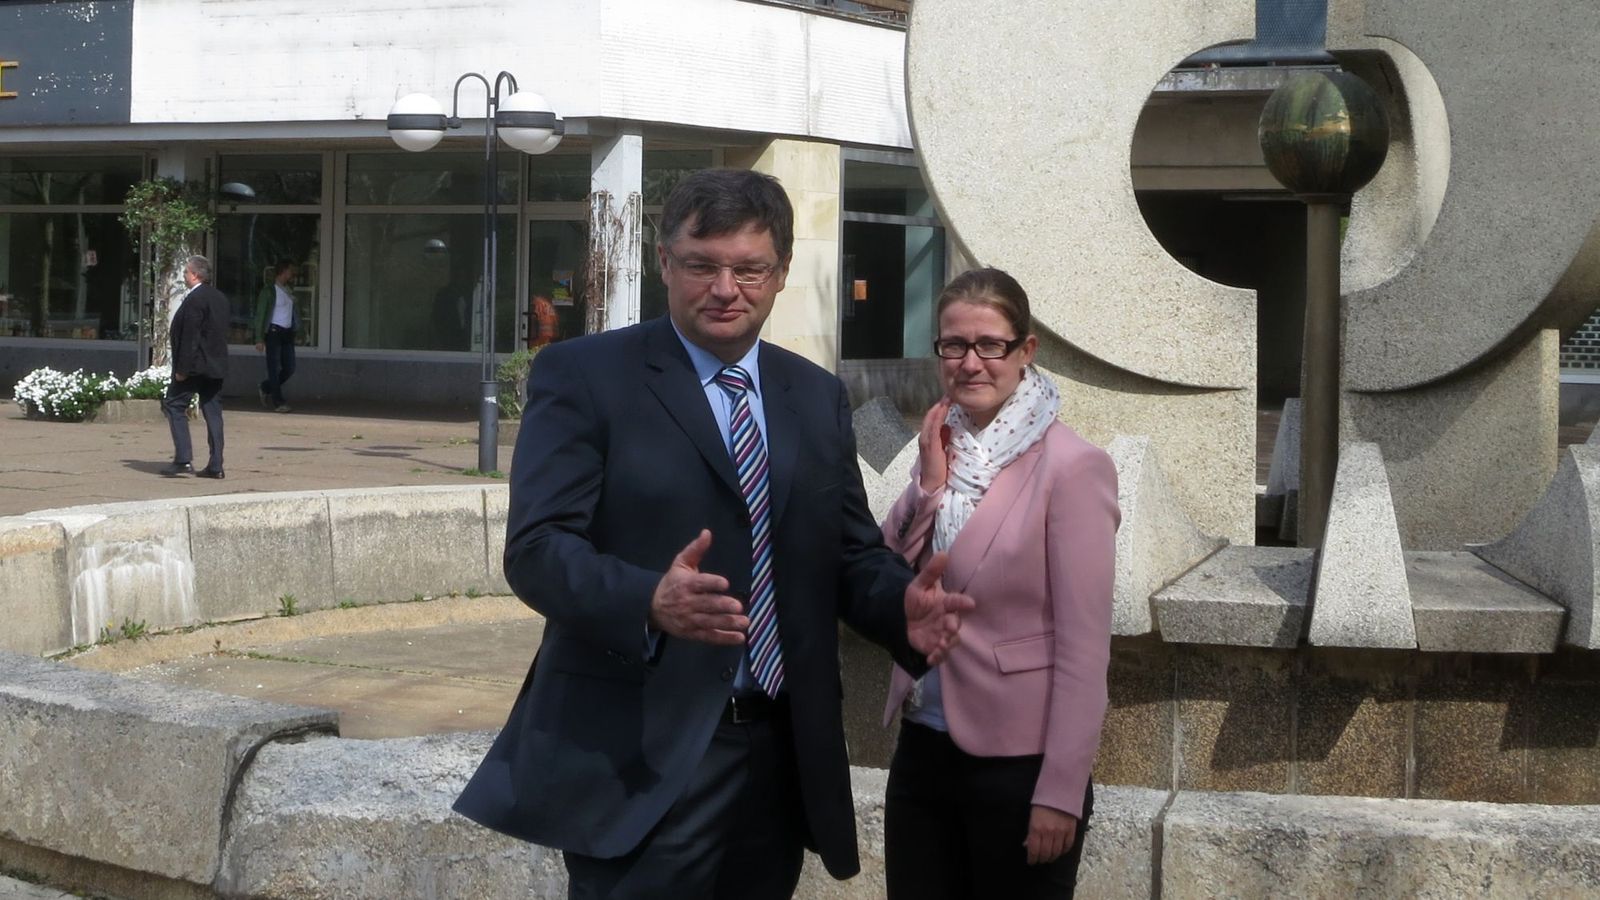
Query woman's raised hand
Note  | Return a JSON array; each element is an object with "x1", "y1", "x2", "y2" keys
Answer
[{"x1": 917, "y1": 397, "x2": 953, "y2": 492}]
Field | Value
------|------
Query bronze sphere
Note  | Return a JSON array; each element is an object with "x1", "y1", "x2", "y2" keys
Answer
[{"x1": 1258, "y1": 70, "x2": 1391, "y2": 196}]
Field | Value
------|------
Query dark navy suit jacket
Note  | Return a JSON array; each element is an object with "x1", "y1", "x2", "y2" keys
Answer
[{"x1": 453, "y1": 315, "x2": 923, "y2": 879}]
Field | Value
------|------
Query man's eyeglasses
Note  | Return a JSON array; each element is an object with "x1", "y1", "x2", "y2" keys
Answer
[
  {"x1": 933, "y1": 336, "x2": 1026, "y2": 360},
  {"x1": 665, "y1": 249, "x2": 778, "y2": 286}
]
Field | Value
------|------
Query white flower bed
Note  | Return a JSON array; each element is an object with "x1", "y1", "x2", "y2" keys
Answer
[{"x1": 13, "y1": 365, "x2": 172, "y2": 421}]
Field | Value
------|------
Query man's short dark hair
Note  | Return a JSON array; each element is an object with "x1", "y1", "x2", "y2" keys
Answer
[
  {"x1": 274, "y1": 258, "x2": 298, "y2": 272},
  {"x1": 658, "y1": 168, "x2": 794, "y2": 261}
]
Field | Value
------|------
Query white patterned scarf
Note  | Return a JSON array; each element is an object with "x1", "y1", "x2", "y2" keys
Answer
[{"x1": 932, "y1": 366, "x2": 1061, "y2": 553}]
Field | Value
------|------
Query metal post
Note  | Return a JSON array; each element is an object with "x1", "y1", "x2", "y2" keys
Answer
[
  {"x1": 1299, "y1": 198, "x2": 1342, "y2": 548},
  {"x1": 478, "y1": 90, "x2": 499, "y2": 474}
]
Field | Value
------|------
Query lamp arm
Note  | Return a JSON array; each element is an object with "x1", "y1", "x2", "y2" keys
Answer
[
  {"x1": 492, "y1": 71, "x2": 518, "y2": 104},
  {"x1": 450, "y1": 71, "x2": 493, "y2": 121}
]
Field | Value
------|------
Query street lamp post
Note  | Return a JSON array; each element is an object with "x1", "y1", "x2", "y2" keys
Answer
[{"x1": 386, "y1": 73, "x2": 564, "y2": 473}]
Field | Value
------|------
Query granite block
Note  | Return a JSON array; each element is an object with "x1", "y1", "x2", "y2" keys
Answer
[
  {"x1": 1413, "y1": 681, "x2": 1531, "y2": 803},
  {"x1": 28, "y1": 502, "x2": 199, "y2": 647},
  {"x1": 0, "y1": 518, "x2": 71, "y2": 656},
  {"x1": 0, "y1": 651, "x2": 336, "y2": 887},
  {"x1": 1152, "y1": 546, "x2": 1310, "y2": 648},
  {"x1": 187, "y1": 494, "x2": 334, "y2": 619},
  {"x1": 1097, "y1": 635, "x2": 1175, "y2": 790},
  {"x1": 1295, "y1": 649, "x2": 1412, "y2": 798},
  {"x1": 1528, "y1": 682, "x2": 1600, "y2": 805},
  {"x1": 1161, "y1": 790, "x2": 1600, "y2": 898},
  {"x1": 1175, "y1": 645, "x2": 1293, "y2": 793},
  {"x1": 484, "y1": 487, "x2": 511, "y2": 597},
  {"x1": 1309, "y1": 443, "x2": 1417, "y2": 649},
  {"x1": 1407, "y1": 551, "x2": 1565, "y2": 653},
  {"x1": 327, "y1": 487, "x2": 491, "y2": 605},
  {"x1": 1473, "y1": 445, "x2": 1600, "y2": 648},
  {"x1": 1108, "y1": 436, "x2": 1224, "y2": 636}
]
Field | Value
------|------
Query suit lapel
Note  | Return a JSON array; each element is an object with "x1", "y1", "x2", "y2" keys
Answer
[
  {"x1": 640, "y1": 320, "x2": 741, "y2": 498},
  {"x1": 944, "y1": 441, "x2": 1045, "y2": 595},
  {"x1": 758, "y1": 348, "x2": 799, "y2": 529}
]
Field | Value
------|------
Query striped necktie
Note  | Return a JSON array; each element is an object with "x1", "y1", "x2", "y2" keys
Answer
[{"x1": 715, "y1": 365, "x2": 784, "y2": 697}]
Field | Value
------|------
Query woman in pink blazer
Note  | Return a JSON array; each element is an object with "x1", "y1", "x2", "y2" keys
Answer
[{"x1": 880, "y1": 268, "x2": 1119, "y2": 899}]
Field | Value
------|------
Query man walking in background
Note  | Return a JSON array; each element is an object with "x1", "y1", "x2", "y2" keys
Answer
[
  {"x1": 161, "y1": 254, "x2": 229, "y2": 479},
  {"x1": 253, "y1": 258, "x2": 299, "y2": 413}
]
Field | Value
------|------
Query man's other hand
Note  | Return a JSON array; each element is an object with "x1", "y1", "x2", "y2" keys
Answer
[
  {"x1": 904, "y1": 552, "x2": 974, "y2": 665},
  {"x1": 649, "y1": 529, "x2": 749, "y2": 646}
]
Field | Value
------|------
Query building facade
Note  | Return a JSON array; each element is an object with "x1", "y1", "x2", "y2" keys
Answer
[{"x1": 0, "y1": 0, "x2": 944, "y2": 407}]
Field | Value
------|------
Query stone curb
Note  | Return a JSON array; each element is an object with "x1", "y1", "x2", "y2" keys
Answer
[
  {"x1": 0, "y1": 650, "x2": 337, "y2": 888},
  {"x1": 0, "y1": 486, "x2": 513, "y2": 657}
]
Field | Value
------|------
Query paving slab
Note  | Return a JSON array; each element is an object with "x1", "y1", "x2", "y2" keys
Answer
[
  {"x1": 130, "y1": 656, "x2": 520, "y2": 739},
  {"x1": 112, "y1": 614, "x2": 542, "y2": 740},
  {"x1": 0, "y1": 405, "x2": 511, "y2": 518}
]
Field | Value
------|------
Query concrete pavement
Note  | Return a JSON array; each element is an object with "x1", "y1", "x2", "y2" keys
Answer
[{"x1": 0, "y1": 400, "x2": 517, "y2": 517}]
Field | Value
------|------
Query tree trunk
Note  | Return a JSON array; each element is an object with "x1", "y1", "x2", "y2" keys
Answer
[{"x1": 150, "y1": 263, "x2": 186, "y2": 369}]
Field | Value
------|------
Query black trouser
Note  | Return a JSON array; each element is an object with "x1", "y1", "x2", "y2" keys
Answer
[
  {"x1": 260, "y1": 325, "x2": 296, "y2": 404},
  {"x1": 163, "y1": 375, "x2": 224, "y2": 471},
  {"x1": 885, "y1": 720, "x2": 1094, "y2": 900},
  {"x1": 564, "y1": 697, "x2": 806, "y2": 900}
]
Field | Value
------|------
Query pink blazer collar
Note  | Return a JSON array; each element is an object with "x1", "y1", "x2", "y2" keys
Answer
[{"x1": 941, "y1": 438, "x2": 1046, "y2": 595}]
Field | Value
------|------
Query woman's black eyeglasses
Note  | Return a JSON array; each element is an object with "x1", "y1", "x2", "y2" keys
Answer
[{"x1": 932, "y1": 336, "x2": 1026, "y2": 359}]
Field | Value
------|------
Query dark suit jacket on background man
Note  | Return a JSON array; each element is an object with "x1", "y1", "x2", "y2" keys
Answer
[{"x1": 162, "y1": 256, "x2": 230, "y2": 477}]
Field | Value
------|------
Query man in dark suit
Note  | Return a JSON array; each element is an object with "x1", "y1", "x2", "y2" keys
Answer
[
  {"x1": 454, "y1": 168, "x2": 972, "y2": 898},
  {"x1": 160, "y1": 254, "x2": 230, "y2": 479}
]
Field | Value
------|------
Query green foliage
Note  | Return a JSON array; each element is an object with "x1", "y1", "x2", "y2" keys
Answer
[
  {"x1": 496, "y1": 346, "x2": 541, "y2": 419},
  {"x1": 277, "y1": 594, "x2": 299, "y2": 617},
  {"x1": 120, "y1": 177, "x2": 214, "y2": 277},
  {"x1": 410, "y1": 593, "x2": 426, "y2": 603},
  {"x1": 460, "y1": 468, "x2": 507, "y2": 479},
  {"x1": 465, "y1": 586, "x2": 482, "y2": 599},
  {"x1": 99, "y1": 618, "x2": 148, "y2": 644},
  {"x1": 337, "y1": 598, "x2": 360, "y2": 610},
  {"x1": 120, "y1": 177, "x2": 213, "y2": 362}
]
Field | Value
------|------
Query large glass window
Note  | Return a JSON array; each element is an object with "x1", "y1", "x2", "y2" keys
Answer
[
  {"x1": 344, "y1": 212, "x2": 517, "y2": 352},
  {"x1": 840, "y1": 157, "x2": 945, "y2": 360},
  {"x1": 215, "y1": 155, "x2": 323, "y2": 345},
  {"x1": 343, "y1": 151, "x2": 522, "y2": 352},
  {"x1": 0, "y1": 156, "x2": 141, "y2": 340},
  {"x1": 526, "y1": 219, "x2": 588, "y2": 346},
  {"x1": 527, "y1": 153, "x2": 590, "y2": 202},
  {"x1": 0, "y1": 156, "x2": 141, "y2": 205},
  {"x1": 347, "y1": 152, "x2": 516, "y2": 206}
]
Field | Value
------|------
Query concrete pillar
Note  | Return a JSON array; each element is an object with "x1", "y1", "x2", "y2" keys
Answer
[
  {"x1": 590, "y1": 126, "x2": 643, "y2": 332},
  {"x1": 728, "y1": 138, "x2": 842, "y2": 371}
]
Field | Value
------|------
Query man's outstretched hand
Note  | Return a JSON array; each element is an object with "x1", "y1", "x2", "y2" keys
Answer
[
  {"x1": 649, "y1": 529, "x2": 749, "y2": 646},
  {"x1": 904, "y1": 552, "x2": 974, "y2": 665}
]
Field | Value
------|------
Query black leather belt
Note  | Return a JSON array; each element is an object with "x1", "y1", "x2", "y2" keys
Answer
[{"x1": 723, "y1": 692, "x2": 785, "y2": 725}]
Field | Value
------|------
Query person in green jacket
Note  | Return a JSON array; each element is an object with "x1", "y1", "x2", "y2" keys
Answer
[{"x1": 253, "y1": 259, "x2": 299, "y2": 412}]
